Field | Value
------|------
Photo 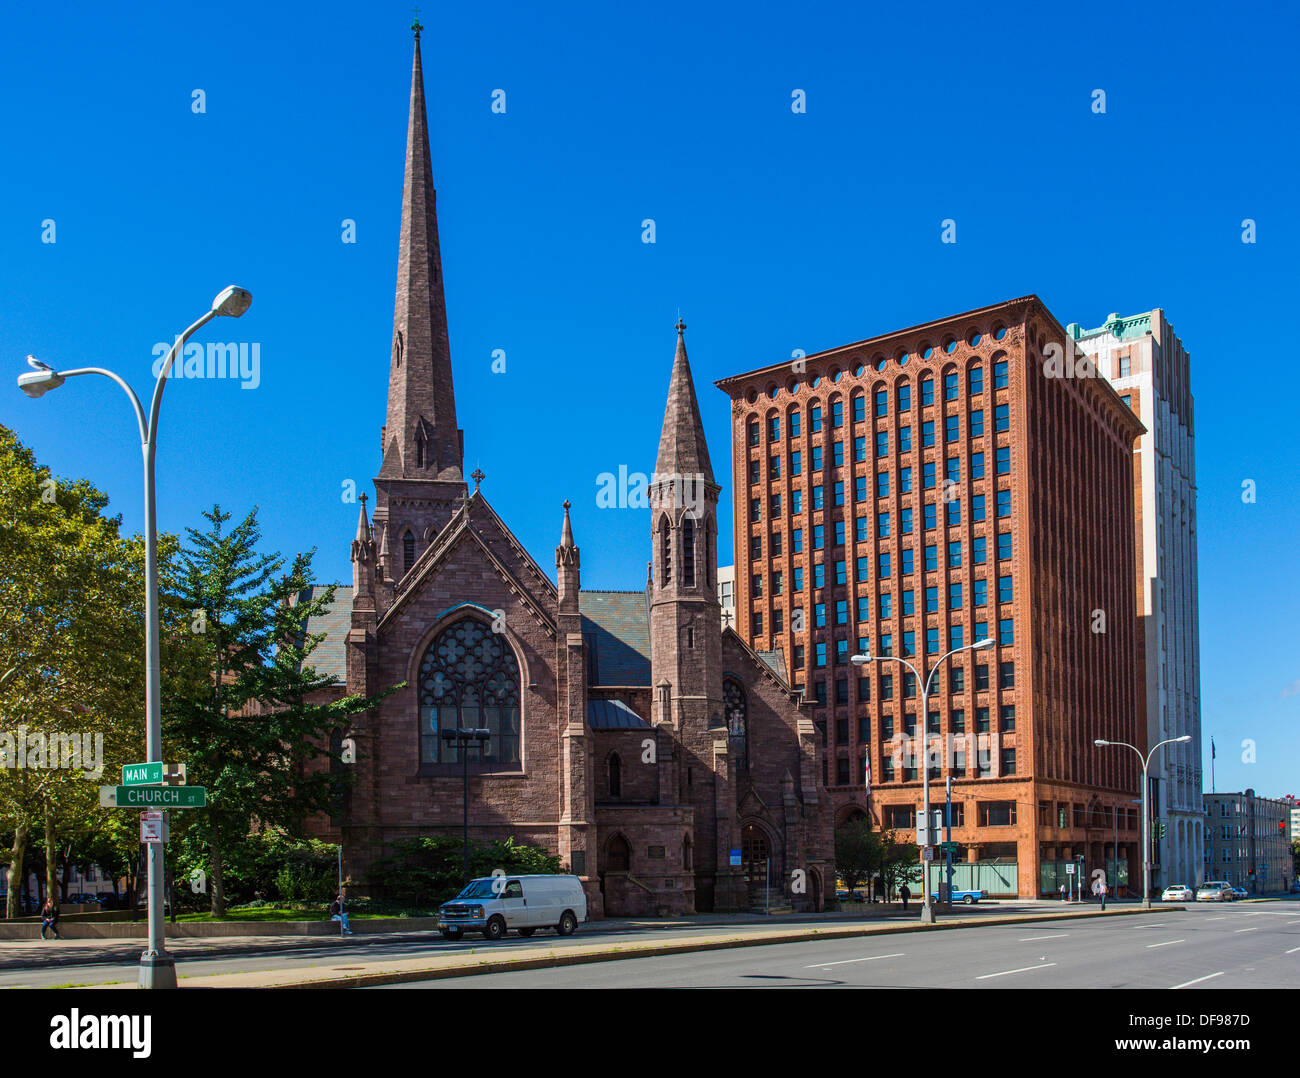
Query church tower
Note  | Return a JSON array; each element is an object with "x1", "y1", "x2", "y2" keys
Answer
[
  {"x1": 372, "y1": 21, "x2": 467, "y2": 591},
  {"x1": 648, "y1": 320, "x2": 735, "y2": 910}
]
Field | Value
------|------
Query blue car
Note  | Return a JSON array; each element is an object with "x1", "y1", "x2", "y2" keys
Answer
[{"x1": 931, "y1": 888, "x2": 987, "y2": 904}]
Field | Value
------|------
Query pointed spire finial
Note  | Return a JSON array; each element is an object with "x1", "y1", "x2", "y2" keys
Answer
[
  {"x1": 411, "y1": 6, "x2": 423, "y2": 38},
  {"x1": 676, "y1": 316, "x2": 686, "y2": 336},
  {"x1": 560, "y1": 499, "x2": 574, "y2": 548},
  {"x1": 471, "y1": 467, "x2": 485, "y2": 493}
]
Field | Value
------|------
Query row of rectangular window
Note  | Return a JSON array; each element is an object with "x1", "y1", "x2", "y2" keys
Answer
[
  {"x1": 745, "y1": 363, "x2": 1012, "y2": 445},
  {"x1": 749, "y1": 450, "x2": 1012, "y2": 522},
  {"x1": 749, "y1": 533, "x2": 1013, "y2": 584},
  {"x1": 748, "y1": 409, "x2": 1011, "y2": 482},
  {"x1": 797, "y1": 661, "x2": 1016, "y2": 706},
  {"x1": 836, "y1": 704, "x2": 1017, "y2": 743}
]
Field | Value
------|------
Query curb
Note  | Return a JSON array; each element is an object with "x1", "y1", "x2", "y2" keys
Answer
[{"x1": 187, "y1": 905, "x2": 1182, "y2": 990}]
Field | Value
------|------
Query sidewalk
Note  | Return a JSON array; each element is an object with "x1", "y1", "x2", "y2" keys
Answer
[{"x1": 121, "y1": 904, "x2": 1176, "y2": 989}]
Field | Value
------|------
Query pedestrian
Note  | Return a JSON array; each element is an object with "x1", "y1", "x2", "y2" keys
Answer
[
  {"x1": 899, "y1": 883, "x2": 911, "y2": 912},
  {"x1": 330, "y1": 893, "x2": 353, "y2": 936},
  {"x1": 40, "y1": 897, "x2": 60, "y2": 941},
  {"x1": 1060, "y1": 882, "x2": 1067, "y2": 902},
  {"x1": 1098, "y1": 878, "x2": 1108, "y2": 911}
]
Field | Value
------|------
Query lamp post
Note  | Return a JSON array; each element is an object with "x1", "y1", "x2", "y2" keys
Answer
[
  {"x1": 17, "y1": 286, "x2": 252, "y2": 988},
  {"x1": 1094, "y1": 735, "x2": 1192, "y2": 909},
  {"x1": 441, "y1": 727, "x2": 491, "y2": 885},
  {"x1": 853, "y1": 636, "x2": 994, "y2": 924}
]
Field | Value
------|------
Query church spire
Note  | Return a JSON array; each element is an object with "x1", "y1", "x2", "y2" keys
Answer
[
  {"x1": 654, "y1": 319, "x2": 715, "y2": 485},
  {"x1": 382, "y1": 28, "x2": 462, "y2": 482}
]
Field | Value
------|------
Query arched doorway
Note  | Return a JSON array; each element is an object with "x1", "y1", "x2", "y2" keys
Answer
[
  {"x1": 741, "y1": 823, "x2": 773, "y2": 911},
  {"x1": 808, "y1": 867, "x2": 823, "y2": 912}
]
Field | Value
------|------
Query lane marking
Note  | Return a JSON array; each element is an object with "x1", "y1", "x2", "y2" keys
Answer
[
  {"x1": 975, "y1": 962, "x2": 1057, "y2": 980},
  {"x1": 1019, "y1": 934, "x2": 1069, "y2": 942},
  {"x1": 1204, "y1": 916, "x2": 1227, "y2": 921},
  {"x1": 806, "y1": 953, "x2": 905, "y2": 969},
  {"x1": 1133, "y1": 922, "x2": 1169, "y2": 928},
  {"x1": 1288, "y1": 920, "x2": 1300, "y2": 926},
  {"x1": 1234, "y1": 928, "x2": 1259, "y2": 934},
  {"x1": 1285, "y1": 947, "x2": 1300, "y2": 955},
  {"x1": 1172, "y1": 971, "x2": 1225, "y2": 990},
  {"x1": 1146, "y1": 939, "x2": 1185, "y2": 949}
]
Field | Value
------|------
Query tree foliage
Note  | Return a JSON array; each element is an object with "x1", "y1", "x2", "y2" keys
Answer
[{"x1": 163, "y1": 505, "x2": 394, "y2": 914}]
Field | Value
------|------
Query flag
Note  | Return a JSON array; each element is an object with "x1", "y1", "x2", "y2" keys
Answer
[{"x1": 1211, "y1": 738, "x2": 1216, "y2": 760}]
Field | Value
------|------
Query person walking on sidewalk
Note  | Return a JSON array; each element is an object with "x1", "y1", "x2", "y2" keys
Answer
[
  {"x1": 1098, "y1": 879, "x2": 1108, "y2": 911},
  {"x1": 40, "y1": 898, "x2": 61, "y2": 941},
  {"x1": 330, "y1": 894, "x2": 353, "y2": 936},
  {"x1": 899, "y1": 883, "x2": 911, "y2": 912}
]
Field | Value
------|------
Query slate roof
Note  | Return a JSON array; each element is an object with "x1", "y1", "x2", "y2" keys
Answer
[
  {"x1": 296, "y1": 584, "x2": 352, "y2": 685},
  {"x1": 755, "y1": 648, "x2": 787, "y2": 681},
  {"x1": 578, "y1": 589, "x2": 651, "y2": 687},
  {"x1": 586, "y1": 697, "x2": 650, "y2": 729}
]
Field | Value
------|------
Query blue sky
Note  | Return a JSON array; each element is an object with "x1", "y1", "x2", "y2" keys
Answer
[{"x1": 1, "y1": 1, "x2": 1296, "y2": 799}]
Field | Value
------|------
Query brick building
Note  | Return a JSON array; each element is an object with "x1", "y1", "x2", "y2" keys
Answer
[
  {"x1": 1203, "y1": 790, "x2": 1295, "y2": 894},
  {"x1": 716, "y1": 297, "x2": 1148, "y2": 897},
  {"x1": 301, "y1": 26, "x2": 833, "y2": 917}
]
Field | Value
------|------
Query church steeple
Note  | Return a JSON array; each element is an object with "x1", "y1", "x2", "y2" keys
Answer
[
  {"x1": 381, "y1": 26, "x2": 462, "y2": 483},
  {"x1": 654, "y1": 319, "x2": 715, "y2": 485},
  {"x1": 370, "y1": 27, "x2": 469, "y2": 587}
]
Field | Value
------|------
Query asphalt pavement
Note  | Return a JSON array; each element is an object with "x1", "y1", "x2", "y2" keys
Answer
[{"x1": 376, "y1": 899, "x2": 1300, "y2": 989}]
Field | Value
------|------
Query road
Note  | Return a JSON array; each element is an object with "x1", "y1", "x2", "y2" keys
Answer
[
  {"x1": 0, "y1": 897, "x2": 1057, "y2": 988},
  {"x1": 378, "y1": 900, "x2": 1300, "y2": 989}
]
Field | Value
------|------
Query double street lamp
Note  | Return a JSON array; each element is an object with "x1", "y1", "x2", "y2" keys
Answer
[
  {"x1": 1094, "y1": 735, "x2": 1192, "y2": 909},
  {"x1": 853, "y1": 636, "x2": 994, "y2": 924},
  {"x1": 17, "y1": 286, "x2": 252, "y2": 988}
]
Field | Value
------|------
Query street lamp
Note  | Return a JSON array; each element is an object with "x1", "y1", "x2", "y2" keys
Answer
[
  {"x1": 853, "y1": 636, "x2": 994, "y2": 923},
  {"x1": 441, "y1": 727, "x2": 491, "y2": 886},
  {"x1": 1095, "y1": 735, "x2": 1191, "y2": 909},
  {"x1": 17, "y1": 286, "x2": 252, "y2": 989}
]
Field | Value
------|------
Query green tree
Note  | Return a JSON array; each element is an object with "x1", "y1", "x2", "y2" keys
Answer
[
  {"x1": 164, "y1": 505, "x2": 394, "y2": 915},
  {"x1": 877, "y1": 831, "x2": 922, "y2": 900},
  {"x1": 834, "y1": 819, "x2": 883, "y2": 894},
  {"x1": 0, "y1": 425, "x2": 158, "y2": 915}
]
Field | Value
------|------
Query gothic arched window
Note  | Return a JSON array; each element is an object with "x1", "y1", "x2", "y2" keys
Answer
[
  {"x1": 724, "y1": 678, "x2": 748, "y2": 771},
  {"x1": 659, "y1": 515, "x2": 672, "y2": 586},
  {"x1": 418, "y1": 617, "x2": 522, "y2": 769},
  {"x1": 682, "y1": 516, "x2": 696, "y2": 587},
  {"x1": 608, "y1": 753, "x2": 622, "y2": 798},
  {"x1": 403, "y1": 531, "x2": 416, "y2": 576}
]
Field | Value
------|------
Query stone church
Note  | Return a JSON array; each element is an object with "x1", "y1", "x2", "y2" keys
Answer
[{"x1": 305, "y1": 26, "x2": 833, "y2": 917}]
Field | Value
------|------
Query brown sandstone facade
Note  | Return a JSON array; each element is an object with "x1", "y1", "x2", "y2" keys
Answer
[{"x1": 302, "y1": 29, "x2": 833, "y2": 917}]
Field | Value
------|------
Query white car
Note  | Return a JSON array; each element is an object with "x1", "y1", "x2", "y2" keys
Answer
[
  {"x1": 1161, "y1": 884, "x2": 1195, "y2": 902},
  {"x1": 438, "y1": 874, "x2": 588, "y2": 941}
]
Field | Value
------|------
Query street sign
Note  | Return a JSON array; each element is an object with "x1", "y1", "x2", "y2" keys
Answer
[
  {"x1": 915, "y1": 808, "x2": 943, "y2": 845},
  {"x1": 729, "y1": 849, "x2": 742, "y2": 867},
  {"x1": 922, "y1": 847, "x2": 935, "y2": 862},
  {"x1": 140, "y1": 811, "x2": 165, "y2": 844},
  {"x1": 122, "y1": 762, "x2": 186, "y2": 787},
  {"x1": 100, "y1": 785, "x2": 207, "y2": 809},
  {"x1": 1065, "y1": 863, "x2": 1075, "y2": 874}
]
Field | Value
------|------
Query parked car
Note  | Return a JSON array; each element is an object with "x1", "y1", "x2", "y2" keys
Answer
[
  {"x1": 1161, "y1": 884, "x2": 1196, "y2": 902},
  {"x1": 931, "y1": 888, "x2": 987, "y2": 905},
  {"x1": 835, "y1": 887, "x2": 866, "y2": 902},
  {"x1": 1196, "y1": 881, "x2": 1234, "y2": 902},
  {"x1": 438, "y1": 874, "x2": 587, "y2": 941},
  {"x1": 1230, "y1": 885, "x2": 1248, "y2": 900}
]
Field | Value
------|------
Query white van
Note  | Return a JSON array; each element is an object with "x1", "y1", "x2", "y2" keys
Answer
[{"x1": 437, "y1": 874, "x2": 588, "y2": 941}]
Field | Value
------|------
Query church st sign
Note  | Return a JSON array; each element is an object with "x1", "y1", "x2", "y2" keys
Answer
[{"x1": 99, "y1": 785, "x2": 207, "y2": 809}]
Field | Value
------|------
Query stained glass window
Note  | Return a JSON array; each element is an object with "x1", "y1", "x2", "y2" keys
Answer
[{"x1": 418, "y1": 617, "x2": 521, "y2": 768}]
